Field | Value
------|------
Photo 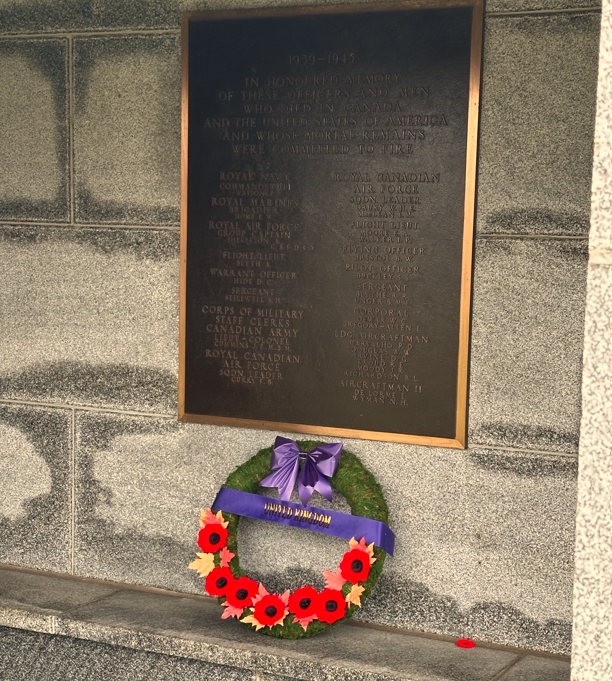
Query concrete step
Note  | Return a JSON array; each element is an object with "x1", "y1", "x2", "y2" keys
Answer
[{"x1": 0, "y1": 564, "x2": 571, "y2": 681}]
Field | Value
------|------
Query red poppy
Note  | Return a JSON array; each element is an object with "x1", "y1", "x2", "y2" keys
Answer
[
  {"x1": 288, "y1": 586, "x2": 318, "y2": 618},
  {"x1": 456, "y1": 639, "x2": 475, "y2": 648},
  {"x1": 316, "y1": 588, "x2": 346, "y2": 623},
  {"x1": 225, "y1": 576, "x2": 259, "y2": 608},
  {"x1": 253, "y1": 594, "x2": 287, "y2": 627},
  {"x1": 339, "y1": 549, "x2": 370, "y2": 584},
  {"x1": 198, "y1": 524, "x2": 228, "y2": 553},
  {"x1": 205, "y1": 567, "x2": 233, "y2": 597}
]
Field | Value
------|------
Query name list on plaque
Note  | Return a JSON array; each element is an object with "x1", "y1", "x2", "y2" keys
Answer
[{"x1": 180, "y1": 1, "x2": 482, "y2": 447}]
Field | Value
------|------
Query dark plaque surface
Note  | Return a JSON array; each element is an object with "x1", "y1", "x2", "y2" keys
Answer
[{"x1": 180, "y1": 1, "x2": 483, "y2": 447}]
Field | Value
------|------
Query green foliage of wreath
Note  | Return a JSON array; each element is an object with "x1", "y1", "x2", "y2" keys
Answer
[{"x1": 213, "y1": 440, "x2": 389, "y2": 639}]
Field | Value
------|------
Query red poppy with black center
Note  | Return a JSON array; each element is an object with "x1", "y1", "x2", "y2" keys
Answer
[
  {"x1": 316, "y1": 588, "x2": 346, "y2": 623},
  {"x1": 205, "y1": 567, "x2": 233, "y2": 597},
  {"x1": 288, "y1": 586, "x2": 318, "y2": 618},
  {"x1": 225, "y1": 576, "x2": 258, "y2": 608},
  {"x1": 253, "y1": 594, "x2": 286, "y2": 627},
  {"x1": 339, "y1": 548, "x2": 370, "y2": 584},
  {"x1": 198, "y1": 524, "x2": 228, "y2": 553}
]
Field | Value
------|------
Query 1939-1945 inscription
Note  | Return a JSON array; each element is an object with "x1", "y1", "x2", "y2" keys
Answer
[{"x1": 179, "y1": 1, "x2": 483, "y2": 448}]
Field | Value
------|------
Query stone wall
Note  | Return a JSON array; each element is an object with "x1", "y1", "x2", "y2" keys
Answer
[{"x1": 0, "y1": 0, "x2": 601, "y2": 655}]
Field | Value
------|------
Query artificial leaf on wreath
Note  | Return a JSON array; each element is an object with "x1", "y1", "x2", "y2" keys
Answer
[
  {"x1": 188, "y1": 552, "x2": 216, "y2": 577},
  {"x1": 323, "y1": 569, "x2": 346, "y2": 591},
  {"x1": 349, "y1": 536, "x2": 376, "y2": 565},
  {"x1": 280, "y1": 590, "x2": 290, "y2": 606},
  {"x1": 241, "y1": 613, "x2": 265, "y2": 631},
  {"x1": 219, "y1": 546, "x2": 235, "y2": 568},
  {"x1": 221, "y1": 603, "x2": 244, "y2": 619},
  {"x1": 200, "y1": 508, "x2": 229, "y2": 529},
  {"x1": 294, "y1": 612, "x2": 318, "y2": 631},
  {"x1": 346, "y1": 584, "x2": 365, "y2": 607},
  {"x1": 252, "y1": 582, "x2": 269, "y2": 605}
]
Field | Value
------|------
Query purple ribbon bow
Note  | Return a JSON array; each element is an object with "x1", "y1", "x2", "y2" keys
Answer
[{"x1": 259, "y1": 436, "x2": 343, "y2": 506}]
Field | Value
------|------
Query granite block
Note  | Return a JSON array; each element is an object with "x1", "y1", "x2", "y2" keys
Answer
[
  {"x1": 589, "y1": 5, "x2": 612, "y2": 252},
  {"x1": 73, "y1": 35, "x2": 181, "y2": 225},
  {"x1": 0, "y1": 225, "x2": 178, "y2": 413},
  {"x1": 0, "y1": 625, "x2": 254, "y2": 681},
  {"x1": 73, "y1": 410, "x2": 576, "y2": 653},
  {"x1": 0, "y1": 569, "x2": 120, "y2": 614},
  {"x1": 500, "y1": 655, "x2": 571, "y2": 680},
  {"x1": 477, "y1": 12, "x2": 600, "y2": 236},
  {"x1": 0, "y1": 405, "x2": 72, "y2": 573},
  {"x1": 572, "y1": 265, "x2": 612, "y2": 681},
  {"x1": 487, "y1": 0, "x2": 601, "y2": 11},
  {"x1": 0, "y1": 39, "x2": 69, "y2": 222},
  {"x1": 469, "y1": 238, "x2": 588, "y2": 453}
]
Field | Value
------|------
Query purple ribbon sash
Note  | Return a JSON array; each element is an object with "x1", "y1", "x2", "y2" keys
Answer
[{"x1": 212, "y1": 487, "x2": 395, "y2": 556}]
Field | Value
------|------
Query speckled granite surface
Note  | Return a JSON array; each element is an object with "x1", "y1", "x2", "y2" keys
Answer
[
  {"x1": 488, "y1": 0, "x2": 599, "y2": 9},
  {"x1": 73, "y1": 35, "x2": 181, "y2": 226},
  {"x1": 572, "y1": 2, "x2": 612, "y2": 679},
  {"x1": 0, "y1": 565, "x2": 571, "y2": 681},
  {"x1": 0, "y1": 39, "x2": 69, "y2": 222},
  {"x1": 469, "y1": 238, "x2": 587, "y2": 453},
  {"x1": 0, "y1": 226, "x2": 178, "y2": 413},
  {"x1": 477, "y1": 12, "x2": 600, "y2": 236},
  {"x1": 0, "y1": 626, "x2": 254, "y2": 681},
  {"x1": 0, "y1": 405, "x2": 72, "y2": 573}
]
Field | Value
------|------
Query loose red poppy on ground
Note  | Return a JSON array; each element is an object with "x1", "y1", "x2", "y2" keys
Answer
[
  {"x1": 253, "y1": 594, "x2": 287, "y2": 627},
  {"x1": 205, "y1": 566, "x2": 233, "y2": 597},
  {"x1": 288, "y1": 586, "x2": 319, "y2": 618},
  {"x1": 339, "y1": 548, "x2": 371, "y2": 584},
  {"x1": 316, "y1": 588, "x2": 346, "y2": 623},
  {"x1": 225, "y1": 576, "x2": 259, "y2": 608},
  {"x1": 198, "y1": 523, "x2": 228, "y2": 552},
  {"x1": 456, "y1": 638, "x2": 476, "y2": 648}
]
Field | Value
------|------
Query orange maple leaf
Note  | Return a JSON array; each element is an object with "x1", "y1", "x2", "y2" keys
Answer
[
  {"x1": 252, "y1": 582, "x2": 269, "y2": 605},
  {"x1": 346, "y1": 584, "x2": 365, "y2": 607},
  {"x1": 323, "y1": 569, "x2": 346, "y2": 591},
  {"x1": 274, "y1": 609, "x2": 289, "y2": 627},
  {"x1": 241, "y1": 613, "x2": 265, "y2": 631},
  {"x1": 349, "y1": 537, "x2": 376, "y2": 565},
  {"x1": 221, "y1": 603, "x2": 244, "y2": 619},
  {"x1": 293, "y1": 612, "x2": 318, "y2": 631},
  {"x1": 219, "y1": 546, "x2": 235, "y2": 568},
  {"x1": 200, "y1": 508, "x2": 228, "y2": 529},
  {"x1": 188, "y1": 552, "x2": 215, "y2": 577},
  {"x1": 279, "y1": 590, "x2": 290, "y2": 607}
]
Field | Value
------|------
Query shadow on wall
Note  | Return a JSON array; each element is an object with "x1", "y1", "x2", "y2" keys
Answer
[
  {"x1": 0, "y1": 360, "x2": 177, "y2": 413},
  {"x1": 360, "y1": 573, "x2": 572, "y2": 654}
]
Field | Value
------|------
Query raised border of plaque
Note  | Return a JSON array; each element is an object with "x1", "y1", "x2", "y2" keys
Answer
[{"x1": 179, "y1": 0, "x2": 483, "y2": 448}]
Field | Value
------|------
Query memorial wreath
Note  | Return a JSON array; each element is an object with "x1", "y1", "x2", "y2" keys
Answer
[{"x1": 189, "y1": 437, "x2": 395, "y2": 639}]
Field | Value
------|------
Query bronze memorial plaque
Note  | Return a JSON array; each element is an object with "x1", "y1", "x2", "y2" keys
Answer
[{"x1": 180, "y1": 0, "x2": 483, "y2": 448}]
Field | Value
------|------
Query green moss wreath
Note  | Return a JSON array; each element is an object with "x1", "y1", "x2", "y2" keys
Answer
[{"x1": 189, "y1": 440, "x2": 389, "y2": 639}]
